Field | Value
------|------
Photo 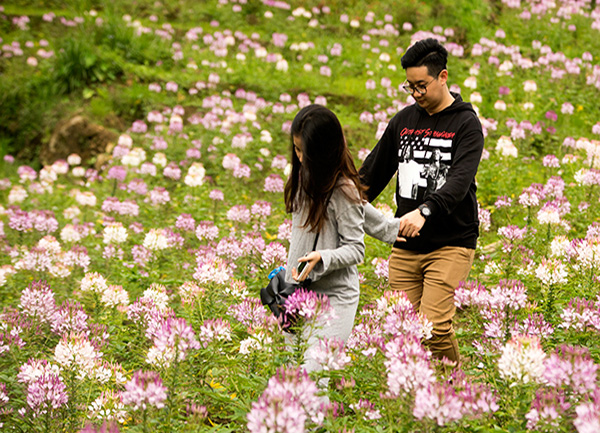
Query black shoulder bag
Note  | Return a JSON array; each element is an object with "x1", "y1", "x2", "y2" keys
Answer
[{"x1": 260, "y1": 232, "x2": 320, "y2": 329}]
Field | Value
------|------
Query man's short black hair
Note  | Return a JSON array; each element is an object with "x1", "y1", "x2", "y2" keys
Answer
[{"x1": 400, "y1": 38, "x2": 448, "y2": 77}]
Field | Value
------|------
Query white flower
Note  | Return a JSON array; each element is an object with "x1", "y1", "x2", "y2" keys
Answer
[
  {"x1": 54, "y1": 334, "x2": 102, "y2": 378},
  {"x1": 75, "y1": 191, "x2": 97, "y2": 207},
  {"x1": 496, "y1": 136, "x2": 518, "y2": 157},
  {"x1": 81, "y1": 272, "x2": 109, "y2": 294},
  {"x1": 535, "y1": 258, "x2": 568, "y2": 286},
  {"x1": 103, "y1": 223, "x2": 128, "y2": 244},
  {"x1": 67, "y1": 154, "x2": 81, "y2": 165},
  {"x1": 523, "y1": 80, "x2": 538, "y2": 92},
  {"x1": 101, "y1": 285, "x2": 129, "y2": 307},
  {"x1": 463, "y1": 76, "x2": 477, "y2": 89},
  {"x1": 121, "y1": 147, "x2": 146, "y2": 167},
  {"x1": 152, "y1": 152, "x2": 167, "y2": 167},
  {"x1": 143, "y1": 229, "x2": 169, "y2": 251},
  {"x1": 142, "y1": 284, "x2": 170, "y2": 311},
  {"x1": 498, "y1": 335, "x2": 546, "y2": 384},
  {"x1": 8, "y1": 185, "x2": 28, "y2": 204},
  {"x1": 184, "y1": 162, "x2": 205, "y2": 187}
]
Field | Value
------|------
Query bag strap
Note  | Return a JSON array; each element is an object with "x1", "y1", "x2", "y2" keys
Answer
[{"x1": 310, "y1": 232, "x2": 320, "y2": 252}]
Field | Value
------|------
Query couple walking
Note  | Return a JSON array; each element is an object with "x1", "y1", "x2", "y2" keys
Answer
[{"x1": 283, "y1": 38, "x2": 484, "y2": 373}]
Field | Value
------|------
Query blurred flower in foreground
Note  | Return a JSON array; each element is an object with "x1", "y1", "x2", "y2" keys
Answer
[{"x1": 498, "y1": 335, "x2": 546, "y2": 384}]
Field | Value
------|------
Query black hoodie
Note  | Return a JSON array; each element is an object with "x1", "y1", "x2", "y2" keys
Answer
[{"x1": 360, "y1": 93, "x2": 484, "y2": 253}]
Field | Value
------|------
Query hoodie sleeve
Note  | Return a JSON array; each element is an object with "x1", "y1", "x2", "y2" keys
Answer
[
  {"x1": 422, "y1": 114, "x2": 484, "y2": 216},
  {"x1": 359, "y1": 116, "x2": 399, "y2": 203}
]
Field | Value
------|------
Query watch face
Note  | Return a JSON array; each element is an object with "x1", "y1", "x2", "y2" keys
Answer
[{"x1": 420, "y1": 205, "x2": 431, "y2": 217}]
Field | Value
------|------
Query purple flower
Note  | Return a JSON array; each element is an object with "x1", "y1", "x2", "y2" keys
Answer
[
  {"x1": 132, "y1": 245, "x2": 154, "y2": 268},
  {"x1": 306, "y1": 337, "x2": 351, "y2": 371},
  {"x1": 209, "y1": 189, "x2": 224, "y2": 200},
  {"x1": 8, "y1": 208, "x2": 33, "y2": 232},
  {"x1": 20, "y1": 280, "x2": 57, "y2": 323},
  {"x1": 148, "y1": 187, "x2": 170, "y2": 205},
  {"x1": 0, "y1": 382, "x2": 8, "y2": 406},
  {"x1": 247, "y1": 367, "x2": 324, "y2": 433},
  {"x1": 26, "y1": 372, "x2": 69, "y2": 415},
  {"x1": 545, "y1": 110, "x2": 558, "y2": 122},
  {"x1": 264, "y1": 174, "x2": 284, "y2": 193},
  {"x1": 494, "y1": 195, "x2": 513, "y2": 208},
  {"x1": 226, "y1": 205, "x2": 251, "y2": 224},
  {"x1": 146, "y1": 317, "x2": 201, "y2": 367},
  {"x1": 543, "y1": 345, "x2": 599, "y2": 394},
  {"x1": 385, "y1": 334, "x2": 434, "y2": 396},
  {"x1": 498, "y1": 225, "x2": 527, "y2": 242},
  {"x1": 106, "y1": 165, "x2": 127, "y2": 182},
  {"x1": 163, "y1": 162, "x2": 182, "y2": 180},
  {"x1": 228, "y1": 297, "x2": 273, "y2": 329},
  {"x1": 515, "y1": 313, "x2": 554, "y2": 338},
  {"x1": 175, "y1": 213, "x2": 196, "y2": 232},
  {"x1": 519, "y1": 183, "x2": 546, "y2": 207},
  {"x1": 198, "y1": 318, "x2": 232, "y2": 348},
  {"x1": 120, "y1": 370, "x2": 167, "y2": 410},
  {"x1": 127, "y1": 178, "x2": 148, "y2": 195},
  {"x1": 78, "y1": 421, "x2": 121, "y2": 433},
  {"x1": 130, "y1": 120, "x2": 148, "y2": 133},
  {"x1": 574, "y1": 388, "x2": 600, "y2": 432},
  {"x1": 413, "y1": 382, "x2": 463, "y2": 425},
  {"x1": 525, "y1": 389, "x2": 570, "y2": 431},
  {"x1": 50, "y1": 300, "x2": 89, "y2": 336},
  {"x1": 251, "y1": 200, "x2": 272, "y2": 218},
  {"x1": 261, "y1": 242, "x2": 287, "y2": 268},
  {"x1": 195, "y1": 221, "x2": 219, "y2": 241}
]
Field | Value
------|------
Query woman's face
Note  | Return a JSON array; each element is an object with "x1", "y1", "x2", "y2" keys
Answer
[{"x1": 293, "y1": 135, "x2": 303, "y2": 163}]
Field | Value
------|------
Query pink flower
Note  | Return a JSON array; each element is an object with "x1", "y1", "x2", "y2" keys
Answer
[
  {"x1": 198, "y1": 318, "x2": 232, "y2": 348},
  {"x1": 261, "y1": 242, "x2": 287, "y2": 268},
  {"x1": 264, "y1": 174, "x2": 284, "y2": 193},
  {"x1": 384, "y1": 334, "x2": 435, "y2": 395},
  {"x1": 20, "y1": 280, "x2": 57, "y2": 323},
  {"x1": 121, "y1": 370, "x2": 167, "y2": 410},
  {"x1": 209, "y1": 189, "x2": 224, "y2": 200},
  {"x1": 175, "y1": 214, "x2": 196, "y2": 232},
  {"x1": 247, "y1": 367, "x2": 324, "y2": 433},
  {"x1": 146, "y1": 317, "x2": 201, "y2": 367},
  {"x1": 226, "y1": 205, "x2": 251, "y2": 224},
  {"x1": 26, "y1": 372, "x2": 68, "y2": 415},
  {"x1": 543, "y1": 345, "x2": 598, "y2": 394}
]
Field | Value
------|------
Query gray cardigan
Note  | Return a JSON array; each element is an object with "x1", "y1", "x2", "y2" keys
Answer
[{"x1": 286, "y1": 183, "x2": 400, "y2": 305}]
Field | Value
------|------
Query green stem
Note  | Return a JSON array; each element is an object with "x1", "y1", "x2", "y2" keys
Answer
[{"x1": 143, "y1": 407, "x2": 148, "y2": 433}]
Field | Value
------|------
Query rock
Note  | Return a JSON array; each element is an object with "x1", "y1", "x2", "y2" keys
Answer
[{"x1": 40, "y1": 115, "x2": 118, "y2": 166}]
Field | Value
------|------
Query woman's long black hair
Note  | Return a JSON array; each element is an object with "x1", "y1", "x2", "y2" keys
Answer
[{"x1": 284, "y1": 104, "x2": 366, "y2": 232}]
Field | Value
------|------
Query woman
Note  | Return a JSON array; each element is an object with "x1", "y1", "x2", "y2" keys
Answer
[{"x1": 285, "y1": 104, "x2": 400, "y2": 374}]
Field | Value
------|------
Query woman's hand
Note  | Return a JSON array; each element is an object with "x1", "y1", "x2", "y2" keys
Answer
[{"x1": 291, "y1": 251, "x2": 322, "y2": 282}]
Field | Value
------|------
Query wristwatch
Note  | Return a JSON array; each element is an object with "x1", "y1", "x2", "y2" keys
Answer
[{"x1": 418, "y1": 204, "x2": 431, "y2": 219}]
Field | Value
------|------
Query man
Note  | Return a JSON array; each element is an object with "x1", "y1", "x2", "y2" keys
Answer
[{"x1": 361, "y1": 38, "x2": 484, "y2": 364}]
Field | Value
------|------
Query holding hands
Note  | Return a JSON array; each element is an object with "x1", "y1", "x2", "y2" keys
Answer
[{"x1": 397, "y1": 208, "x2": 426, "y2": 240}]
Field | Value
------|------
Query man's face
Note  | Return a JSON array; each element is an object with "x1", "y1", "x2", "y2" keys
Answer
[{"x1": 405, "y1": 66, "x2": 445, "y2": 111}]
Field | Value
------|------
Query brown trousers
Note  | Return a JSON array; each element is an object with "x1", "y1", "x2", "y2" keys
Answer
[{"x1": 389, "y1": 246, "x2": 475, "y2": 363}]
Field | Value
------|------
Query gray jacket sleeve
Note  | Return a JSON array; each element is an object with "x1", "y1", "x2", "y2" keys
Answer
[
  {"x1": 363, "y1": 202, "x2": 401, "y2": 244},
  {"x1": 316, "y1": 200, "x2": 365, "y2": 277}
]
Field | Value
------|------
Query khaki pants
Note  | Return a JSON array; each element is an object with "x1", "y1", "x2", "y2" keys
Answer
[{"x1": 389, "y1": 246, "x2": 475, "y2": 363}]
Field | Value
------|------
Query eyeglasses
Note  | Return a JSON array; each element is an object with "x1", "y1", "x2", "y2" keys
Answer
[{"x1": 402, "y1": 77, "x2": 436, "y2": 95}]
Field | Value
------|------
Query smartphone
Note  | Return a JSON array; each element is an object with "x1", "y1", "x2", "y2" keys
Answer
[{"x1": 297, "y1": 260, "x2": 309, "y2": 280}]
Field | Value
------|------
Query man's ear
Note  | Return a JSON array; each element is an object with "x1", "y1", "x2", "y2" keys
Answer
[{"x1": 439, "y1": 69, "x2": 449, "y2": 85}]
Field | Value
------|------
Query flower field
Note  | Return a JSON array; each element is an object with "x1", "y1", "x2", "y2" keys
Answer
[{"x1": 1, "y1": 0, "x2": 600, "y2": 432}]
